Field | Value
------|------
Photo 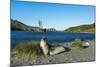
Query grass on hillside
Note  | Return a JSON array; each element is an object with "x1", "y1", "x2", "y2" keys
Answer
[{"x1": 64, "y1": 23, "x2": 95, "y2": 33}]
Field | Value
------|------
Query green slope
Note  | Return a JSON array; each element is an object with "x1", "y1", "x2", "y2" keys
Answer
[
  {"x1": 11, "y1": 19, "x2": 56, "y2": 32},
  {"x1": 11, "y1": 19, "x2": 39, "y2": 31},
  {"x1": 64, "y1": 23, "x2": 95, "y2": 33}
]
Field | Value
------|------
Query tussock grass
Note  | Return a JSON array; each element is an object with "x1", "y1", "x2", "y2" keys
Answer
[
  {"x1": 13, "y1": 40, "x2": 42, "y2": 59},
  {"x1": 69, "y1": 38, "x2": 82, "y2": 49}
]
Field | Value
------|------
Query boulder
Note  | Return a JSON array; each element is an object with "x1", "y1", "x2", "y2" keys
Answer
[{"x1": 82, "y1": 41, "x2": 90, "y2": 48}]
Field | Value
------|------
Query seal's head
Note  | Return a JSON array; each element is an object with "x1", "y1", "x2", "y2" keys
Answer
[{"x1": 42, "y1": 37, "x2": 48, "y2": 43}]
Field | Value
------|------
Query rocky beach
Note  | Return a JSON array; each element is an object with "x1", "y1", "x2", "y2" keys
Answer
[
  {"x1": 10, "y1": 1, "x2": 95, "y2": 66},
  {"x1": 11, "y1": 41, "x2": 95, "y2": 66}
]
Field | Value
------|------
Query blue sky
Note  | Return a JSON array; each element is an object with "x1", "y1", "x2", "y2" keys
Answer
[{"x1": 11, "y1": 0, "x2": 95, "y2": 30}]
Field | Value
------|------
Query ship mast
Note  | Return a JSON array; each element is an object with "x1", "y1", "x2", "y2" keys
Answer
[{"x1": 38, "y1": 20, "x2": 43, "y2": 29}]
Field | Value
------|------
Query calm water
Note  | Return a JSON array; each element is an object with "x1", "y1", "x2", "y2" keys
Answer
[{"x1": 11, "y1": 31, "x2": 95, "y2": 48}]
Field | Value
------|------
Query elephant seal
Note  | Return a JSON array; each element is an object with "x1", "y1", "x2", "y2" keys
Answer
[
  {"x1": 40, "y1": 37, "x2": 49, "y2": 55},
  {"x1": 50, "y1": 46, "x2": 66, "y2": 55}
]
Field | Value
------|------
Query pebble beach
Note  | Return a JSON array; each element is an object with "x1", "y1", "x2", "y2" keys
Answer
[{"x1": 11, "y1": 41, "x2": 95, "y2": 66}]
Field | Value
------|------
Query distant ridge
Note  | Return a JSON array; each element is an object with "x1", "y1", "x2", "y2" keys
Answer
[
  {"x1": 11, "y1": 19, "x2": 56, "y2": 32},
  {"x1": 11, "y1": 19, "x2": 94, "y2": 32},
  {"x1": 11, "y1": 19, "x2": 40, "y2": 31},
  {"x1": 64, "y1": 23, "x2": 95, "y2": 33}
]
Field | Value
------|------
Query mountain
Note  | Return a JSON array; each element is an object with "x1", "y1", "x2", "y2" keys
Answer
[
  {"x1": 64, "y1": 23, "x2": 95, "y2": 33},
  {"x1": 11, "y1": 19, "x2": 40, "y2": 31},
  {"x1": 11, "y1": 19, "x2": 56, "y2": 32}
]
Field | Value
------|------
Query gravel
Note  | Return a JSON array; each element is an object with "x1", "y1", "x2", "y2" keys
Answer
[{"x1": 11, "y1": 41, "x2": 95, "y2": 67}]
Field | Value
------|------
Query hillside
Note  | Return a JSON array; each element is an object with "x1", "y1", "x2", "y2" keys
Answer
[
  {"x1": 64, "y1": 23, "x2": 95, "y2": 33},
  {"x1": 11, "y1": 19, "x2": 56, "y2": 32},
  {"x1": 11, "y1": 19, "x2": 40, "y2": 31}
]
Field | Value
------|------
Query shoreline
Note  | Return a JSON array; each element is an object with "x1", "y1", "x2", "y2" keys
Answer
[
  {"x1": 11, "y1": 40, "x2": 95, "y2": 66},
  {"x1": 12, "y1": 30, "x2": 95, "y2": 33}
]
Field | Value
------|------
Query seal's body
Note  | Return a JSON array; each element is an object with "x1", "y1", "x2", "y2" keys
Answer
[{"x1": 40, "y1": 38, "x2": 49, "y2": 55}]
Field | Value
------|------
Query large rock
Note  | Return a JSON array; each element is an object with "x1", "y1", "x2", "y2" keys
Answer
[
  {"x1": 50, "y1": 46, "x2": 66, "y2": 55},
  {"x1": 81, "y1": 41, "x2": 90, "y2": 48}
]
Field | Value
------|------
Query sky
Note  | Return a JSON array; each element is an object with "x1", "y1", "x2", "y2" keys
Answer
[{"x1": 11, "y1": 0, "x2": 95, "y2": 30}]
